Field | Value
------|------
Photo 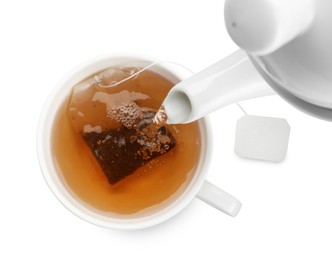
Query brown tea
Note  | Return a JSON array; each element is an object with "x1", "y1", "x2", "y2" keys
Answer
[{"x1": 52, "y1": 66, "x2": 201, "y2": 215}]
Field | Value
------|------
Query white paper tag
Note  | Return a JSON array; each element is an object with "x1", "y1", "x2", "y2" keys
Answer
[{"x1": 234, "y1": 115, "x2": 290, "y2": 162}]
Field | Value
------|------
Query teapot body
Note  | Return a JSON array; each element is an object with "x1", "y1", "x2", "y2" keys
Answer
[{"x1": 225, "y1": 0, "x2": 332, "y2": 120}]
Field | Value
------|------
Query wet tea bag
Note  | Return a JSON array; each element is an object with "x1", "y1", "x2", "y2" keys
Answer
[{"x1": 68, "y1": 66, "x2": 176, "y2": 184}]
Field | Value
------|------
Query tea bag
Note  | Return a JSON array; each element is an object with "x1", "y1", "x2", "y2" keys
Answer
[{"x1": 68, "y1": 66, "x2": 176, "y2": 184}]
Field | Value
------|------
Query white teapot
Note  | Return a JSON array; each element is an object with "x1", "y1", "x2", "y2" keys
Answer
[{"x1": 161, "y1": 0, "x2": 332, "y2": 123}]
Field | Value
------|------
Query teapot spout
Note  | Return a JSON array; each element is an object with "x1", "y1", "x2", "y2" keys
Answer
[{"x1": 162, "y1": 50, "x2": 274, "y2": 124}]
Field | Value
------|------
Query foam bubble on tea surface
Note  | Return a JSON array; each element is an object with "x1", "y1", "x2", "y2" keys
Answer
[{"x1": 234, "y1": 115, "x2": 290, "y2": 162}]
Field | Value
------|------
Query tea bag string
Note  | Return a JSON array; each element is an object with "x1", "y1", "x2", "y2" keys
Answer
[
  {"x1": 107, "y1": 60, "x2": 248, "y2": 116},
  {"x1": 105, "y1": 61, "x2": 162, "y2": 88}
]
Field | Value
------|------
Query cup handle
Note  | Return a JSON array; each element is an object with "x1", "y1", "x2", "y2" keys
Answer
[{"x1": 196, "y1": 180, "x2": 242, "y2": 217}]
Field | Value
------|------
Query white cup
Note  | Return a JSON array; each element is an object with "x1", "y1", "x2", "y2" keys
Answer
[{"x1": 37, "y1": 54, "x2": 241, "y2": 230}]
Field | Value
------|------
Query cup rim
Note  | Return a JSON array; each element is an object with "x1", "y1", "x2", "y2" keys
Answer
[{"x1": 36, "y1": 53, "x2": 213, "y2": 230}]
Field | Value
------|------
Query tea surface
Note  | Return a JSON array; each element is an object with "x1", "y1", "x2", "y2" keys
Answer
[{"x1": 52, "y1": 68, "x2": 201, "y2": 215}]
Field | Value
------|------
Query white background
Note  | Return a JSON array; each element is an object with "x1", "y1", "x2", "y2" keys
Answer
[{"x1": 1, "y1": 0, "x2": 332, "y2": 259}]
